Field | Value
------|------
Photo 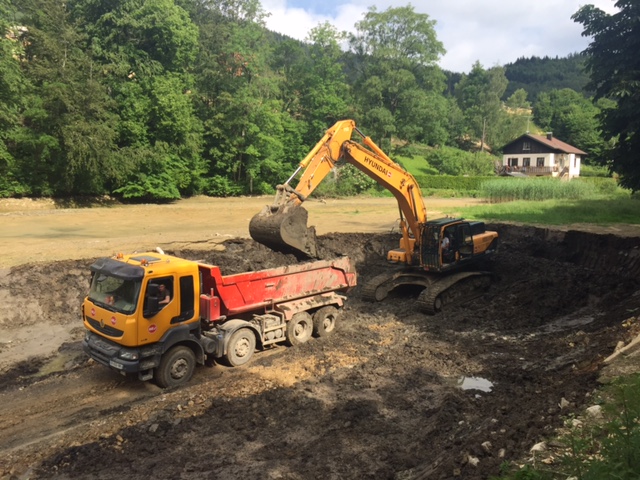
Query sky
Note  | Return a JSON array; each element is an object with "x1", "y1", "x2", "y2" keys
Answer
[{"x1": 259, "y1": 0, "x2": 620, "y2": 73}]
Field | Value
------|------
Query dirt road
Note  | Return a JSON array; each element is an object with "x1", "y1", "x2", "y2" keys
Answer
[
  {"x1": 0, "y1": 196, "x2": 483, "y2": 268},
  {"x1": 1, "y1": 197, "x2": 639, "y2": 480}
]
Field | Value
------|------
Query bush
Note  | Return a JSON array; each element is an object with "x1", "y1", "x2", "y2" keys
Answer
[
  {"x1": 424, "y1": 146, "x2": 498, "y2": 176},
  {"x1": 314, "y1": 165, "x2": 378, "y2": 198},
  {"x1": 202, "y1": 175, "x2": 244, "y2": 197},
  {"x1": 575, "y1": 176, "x2": 621, "y2": 195},
  {"x1": 416, "y1": 175, "x2": 495, "y2": 192},
  {"x1": 580, "y1": 164, "x2": 611, "y2": 177},
  {"x1": 113, "y1": 173, "x2": 181, "y2": 201}
]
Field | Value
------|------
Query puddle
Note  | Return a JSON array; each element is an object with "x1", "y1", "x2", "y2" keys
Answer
[
  {"x1": 36, "y1": 350, "x2": 82, "y2": 377},
  {"x1": 458, "y1": 376, "x2": 494, "y2": 392}
]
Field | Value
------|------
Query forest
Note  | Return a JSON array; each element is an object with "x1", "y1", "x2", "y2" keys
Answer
[{"x1": 0, "y1": 0, "x2": 623, "y2": 200}]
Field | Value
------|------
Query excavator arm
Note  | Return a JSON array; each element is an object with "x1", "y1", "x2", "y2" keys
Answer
[{"x1": 249, "y1": 119, "x2": 427, "y2": 262}]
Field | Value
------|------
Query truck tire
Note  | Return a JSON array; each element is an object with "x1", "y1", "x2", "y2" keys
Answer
[
  {"x1": 286, "y1": 312, "x2": 313, "y2": 346},
  {"x1": 155, "y1": 345, "x2": 196, "y2": 388},
  {"x1": 224, "y1": 328, "x2": 256, "y2": 367},
  {"x1": 313, "y1": 306, "x2": 339, "y2": 337}
]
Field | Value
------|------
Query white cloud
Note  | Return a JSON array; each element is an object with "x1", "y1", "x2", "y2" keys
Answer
[{"x1": 260, "y1": 0, "x2": 620, "y2": 73}]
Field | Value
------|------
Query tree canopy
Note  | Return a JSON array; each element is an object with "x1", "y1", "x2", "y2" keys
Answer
[
  {"x1": 573, "y1": 1, "x2": 640, "y2": 191},
  {"x1": 0, "y1": 0, "x2": 622, "y2": 199}
]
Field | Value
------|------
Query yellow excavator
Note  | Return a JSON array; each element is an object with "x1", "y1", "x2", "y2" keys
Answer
[{"x1": 249, "y1": 119, "x2": 499, "y2": 313}]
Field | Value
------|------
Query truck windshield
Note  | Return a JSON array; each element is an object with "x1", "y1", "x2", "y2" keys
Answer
[{"x1": 88, "y1": 273, "x2": 141, "y2": 314}]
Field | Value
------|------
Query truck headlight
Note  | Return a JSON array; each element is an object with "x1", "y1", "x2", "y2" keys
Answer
[{"x1": 119, "y1": 351, "x2": 139, "y2": 361}]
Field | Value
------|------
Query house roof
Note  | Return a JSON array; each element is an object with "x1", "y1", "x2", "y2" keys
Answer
[{"x1": 503, "y1": 134, "x2": 587, "y2": 155}]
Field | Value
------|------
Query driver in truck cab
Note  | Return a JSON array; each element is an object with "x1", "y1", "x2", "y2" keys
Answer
[{"x1": 157, "y1": 283, "x2": 171, "y2": 307}]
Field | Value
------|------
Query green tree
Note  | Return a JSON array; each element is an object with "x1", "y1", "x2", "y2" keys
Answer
[
  {"x1": 16, "y1": 0, "x2": 119, "y2": 196},
  {"x1": 348, "y1": 5, "x2": 447, "y2": 148},
  {"x1": 74, "y1": 0, "x2": 204, "y2": 199},
  {"x1": 0, "y1": 0, "x2": 30, "y2": 196},
  {"x1": 503, "y1": 54, "x2": 591, "y2": 102},
  {"x1": 573, "y1": 1, "x2": 640, "y2": 191},
  {"x1": 454, "y1": 62, "x2": 509, "y2": 151},
  {"x1": 499, "y1": 88, "x2": 533, "y2": 146},
  {"x1": 300, "y1": 22, "x2": 352, "y2": 141},
  {"x1": 191, "y1": 0, "x2": 293, "y2": 195},
  {"x1": 534, "y1": 88, "x2": 607, "y2": 163}
]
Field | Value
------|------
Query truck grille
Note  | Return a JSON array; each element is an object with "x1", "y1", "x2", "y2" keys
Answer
[{"x1": 86, "y1": 316, "x2": 124, "y2": 338}]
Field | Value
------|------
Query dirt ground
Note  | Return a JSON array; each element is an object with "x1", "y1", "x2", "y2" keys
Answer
[{"x1": 1, "y1": 196, "x2": 640, "y2": 480}]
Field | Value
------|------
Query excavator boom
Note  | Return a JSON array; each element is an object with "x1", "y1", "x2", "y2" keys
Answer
[{"x1": 249, "y1": 120, "x2": 427, "y2": 260}]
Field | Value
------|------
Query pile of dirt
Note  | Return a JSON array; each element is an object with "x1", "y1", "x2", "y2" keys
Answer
[{"x1": 1, "y1": 225, "x2": 639, "y2": 480}]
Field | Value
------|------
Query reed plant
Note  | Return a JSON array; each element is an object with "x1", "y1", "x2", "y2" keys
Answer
[{"x1": 480, "y1": 178, "x2": 597, "y2": 203}]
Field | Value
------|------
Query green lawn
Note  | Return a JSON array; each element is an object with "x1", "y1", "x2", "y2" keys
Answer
[{"x1": 454, "y1": 197, "x2": 640, "y2": 225}]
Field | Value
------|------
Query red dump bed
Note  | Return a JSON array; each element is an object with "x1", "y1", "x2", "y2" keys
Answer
[{"x1": 198, "y1": 256, "x2": 356, "y2": 318}]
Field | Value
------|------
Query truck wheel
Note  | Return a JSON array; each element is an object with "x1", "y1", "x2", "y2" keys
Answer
[
  {"x1": 286, "y1": 312, "x2": 313, "y2": 346},
  {"x1": 155, "y1": 346, "x2": 196, "y2": 388},
  {"x1": 225, "y1": 328, "x2": 256, "y2": 367},
  {"x1": 313, "y1": 306, "x2": 339, "y2": 337}
]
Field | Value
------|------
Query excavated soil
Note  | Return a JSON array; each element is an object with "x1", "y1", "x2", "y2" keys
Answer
[{"x1": 1, "y1": 202, "x2": 640, "y2": 479}]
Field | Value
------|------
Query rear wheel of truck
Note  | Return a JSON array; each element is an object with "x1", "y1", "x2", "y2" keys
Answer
[
  {"x1": 155, "y1": 346, "x2": 196, "y2": 388},
  {"x1": 313, "y1": 306, "x2": 339, "y2": 337},
  {"x1": 286, "y1": 312, "x2": 313, "y2": 346},
  {"x1": 225, "y1": 329, "x2": 256, "y2": 367}
]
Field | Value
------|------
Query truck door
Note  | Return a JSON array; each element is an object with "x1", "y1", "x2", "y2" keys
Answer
[{"x1": 140, "y1": 276, "x2": 177, "y2": 345}]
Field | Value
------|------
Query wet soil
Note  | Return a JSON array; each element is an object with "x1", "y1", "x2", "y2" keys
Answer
[{"x1": 1, "y1": 199, "x2": 640, "y2": 480}]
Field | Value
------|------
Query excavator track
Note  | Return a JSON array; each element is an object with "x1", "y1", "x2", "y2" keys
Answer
[
  {"x1": 361, "y1": 273, "x2": 397, "y2": 302},
  {"x1": 417, "y1": 272, "x2": 492, "y2": 315}
]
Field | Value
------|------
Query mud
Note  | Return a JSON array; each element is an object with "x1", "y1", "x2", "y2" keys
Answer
[{"x1": 1, "y1": 225, "x2": 640, "y2": 479}]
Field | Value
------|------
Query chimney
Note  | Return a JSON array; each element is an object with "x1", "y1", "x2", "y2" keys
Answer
[{"x1": 546, "y1": 132, "x2": 553, "y2": 140}]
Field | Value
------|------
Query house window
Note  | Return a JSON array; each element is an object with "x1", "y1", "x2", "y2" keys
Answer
[
  {"x1": 522, "y1": 141, "x2": 531, "y2": 151},
  {"x1": 508, "y1": 158, "x2": 518, "y2": 167},
  {"x1": 574, "y1": 157, "x2": 578, "y2": 168},
  {"x1": 523, "y1": 158, "x2": 531, "y2": 167},
  {"x1": 536, "y1": 157, "x2": 544, "y2": 167}
]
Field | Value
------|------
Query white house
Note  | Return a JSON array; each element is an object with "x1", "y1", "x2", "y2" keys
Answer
[{"x1": 500, "y1": 133, "x2": 586, "y2": 179}]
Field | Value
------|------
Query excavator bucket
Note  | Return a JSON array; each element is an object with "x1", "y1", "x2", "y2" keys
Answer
[{"x1": 249, "y1": 203, "x2": 318, "y2": 258}]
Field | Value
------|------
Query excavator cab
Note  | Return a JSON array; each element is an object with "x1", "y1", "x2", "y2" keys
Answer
[{"x1": 420, "y1": 219, "x2": 497, "y2": 272}]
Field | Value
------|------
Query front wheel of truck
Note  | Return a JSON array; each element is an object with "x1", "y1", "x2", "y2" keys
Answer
[{"x1": 155, "y1": 346, "x2": 196, "y2": 388}]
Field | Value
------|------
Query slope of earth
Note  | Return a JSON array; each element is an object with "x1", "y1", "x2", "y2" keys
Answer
[{"x1": 1, "y1": 225, "x2": 639, "y2": 480}]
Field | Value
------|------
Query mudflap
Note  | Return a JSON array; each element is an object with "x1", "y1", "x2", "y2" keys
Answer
[{"x1": 249, "y1": 203, "x2": 318, "y2": 258}]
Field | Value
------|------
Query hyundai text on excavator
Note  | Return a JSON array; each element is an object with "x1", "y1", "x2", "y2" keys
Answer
[{"x1": 249, "y1": 119, "x2": 499, "y2": 314}]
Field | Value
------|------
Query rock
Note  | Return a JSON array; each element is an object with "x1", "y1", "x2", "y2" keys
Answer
[
  {"x1": 586, "y1": 405, "x2": 603, "y2": 419},
  {"x1": 530, "y1": 441, "x2": 546, "y2": 453}
]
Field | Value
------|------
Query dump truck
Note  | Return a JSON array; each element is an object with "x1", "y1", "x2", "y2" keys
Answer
[{"x1": 82, "y1": 251, "x2": 356, "y2": 387}]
